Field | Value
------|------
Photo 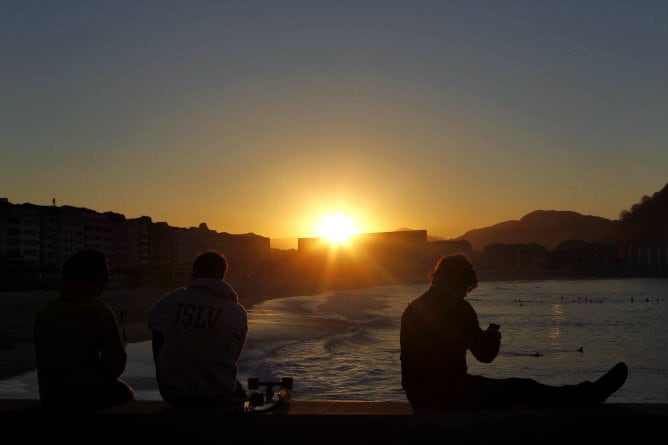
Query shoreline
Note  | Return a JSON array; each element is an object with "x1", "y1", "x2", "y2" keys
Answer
[
  {"x1": 2, "y1": 274, "x2": 665, "y2": 381},
  {"x1": 0, "y1": 283, "x2": 299, "y2": 381}
]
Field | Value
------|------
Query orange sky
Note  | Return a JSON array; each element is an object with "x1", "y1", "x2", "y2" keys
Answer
[{"x1": 2, "y1": 2, "x2": 666, "y2": 249}]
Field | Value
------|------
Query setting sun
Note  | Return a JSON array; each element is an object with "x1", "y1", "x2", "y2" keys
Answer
[{"x1": 317, "y1": 214, "x2": 358, "y2": 244}]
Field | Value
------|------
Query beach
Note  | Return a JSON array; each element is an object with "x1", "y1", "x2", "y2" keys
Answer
[
  {"x1": 2, "y1": 279, "x2": 667, "y2": 444},
  {"x1": 4, "y1": 278, "x2": 667, "y2": 404}
]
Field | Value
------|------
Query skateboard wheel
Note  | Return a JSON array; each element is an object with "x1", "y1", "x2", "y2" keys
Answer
[{"x1": 248, "y1": 377, "x2": 260, "y2": 390}]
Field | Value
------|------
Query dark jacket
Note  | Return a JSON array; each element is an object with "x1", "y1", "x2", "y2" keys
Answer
[
  {"x1": 400, "y1": 285, "x2": 500, "y2": 406},
  {"x1": 34, "y1": 281, "x2": 127, "y2": 403}
]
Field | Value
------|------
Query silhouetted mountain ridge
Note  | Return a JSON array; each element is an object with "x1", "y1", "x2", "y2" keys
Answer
[
  {"x1": 456, "y1": 210, "x2": 616, "y2": 251},
  {"x1": 617, "y1": 182, "x2": 668, "y2": 241}
]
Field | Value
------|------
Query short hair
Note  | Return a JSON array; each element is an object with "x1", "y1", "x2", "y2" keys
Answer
[
  {"x1": 192, "y1": 251, "x2": 228, "y2": 279},
  {"x1": 63, "y1": 249, "x2": 109, "y2": 288},
  {"x1": 429, "y1": 254, "x2": 478, "y2": 289}
]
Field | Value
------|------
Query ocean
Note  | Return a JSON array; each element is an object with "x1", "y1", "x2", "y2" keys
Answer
[{"x1": 1, "y1": 278, "x2": 667, "y2": 403}]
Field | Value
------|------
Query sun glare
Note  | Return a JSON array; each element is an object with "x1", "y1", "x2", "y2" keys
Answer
[{"x1": 317, "y1": 214, "x2": 358, "y2": 244}]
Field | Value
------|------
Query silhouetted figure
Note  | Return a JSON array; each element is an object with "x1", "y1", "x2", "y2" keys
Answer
[
  {"x1": 147, "y1": 250, "x2": 248, "y2": 410},
  {"x1": 400, "y1": 254, "x2": 628, "y2": 412},
  {"x1": 34, "y1": 249, "x2": 134, "y2": 409}
]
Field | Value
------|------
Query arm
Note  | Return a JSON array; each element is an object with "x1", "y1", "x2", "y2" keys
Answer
[
  {"x1": 147, "y1": 297, "x2": 168, "y2": 363},
  {"x1": 236, "y1": 309, "x2": 248, "y2": 360},
  {"x1": 96, "y1": 304, "x2": 128, "y2": 379},
  {"x1": 151, "y1": 330, "x2": 164, "y2": 363},
  {"x1": 470, "y1": 326, "x2": 501, "y2": 363},
  {"x1": 461, "y1": 302, "x2": 500, "y2": 364}
]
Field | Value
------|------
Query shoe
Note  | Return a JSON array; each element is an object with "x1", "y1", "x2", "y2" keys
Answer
[{"x1": 590, "y1": 362, "x2": 628, "y2": 404}]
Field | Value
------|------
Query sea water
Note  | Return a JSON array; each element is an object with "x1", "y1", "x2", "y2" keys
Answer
[{"x1": 1, "y1": 278, "x2": 667, "y2": 403}]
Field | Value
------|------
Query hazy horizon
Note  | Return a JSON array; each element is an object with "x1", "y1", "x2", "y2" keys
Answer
[
  {"x1": 2, "y1": 1, "x2": 666, "y2": 245},
  {"x1": 1, "y1": 195, "x2": 631, "y2": 251}
]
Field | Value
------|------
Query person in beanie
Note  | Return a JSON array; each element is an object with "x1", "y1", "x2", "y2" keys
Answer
[{"x1": 34, "y1": 249, "x2": 134, "y2": 409}]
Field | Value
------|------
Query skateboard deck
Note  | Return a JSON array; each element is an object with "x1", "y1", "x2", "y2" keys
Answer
[{"x1": 245, "y1": 377, "x2": 293, "y2": 413}]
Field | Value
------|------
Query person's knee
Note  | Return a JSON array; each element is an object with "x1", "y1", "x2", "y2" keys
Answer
[{"x1": 115, "y1": 379, "x2": 135, "y2": 402}]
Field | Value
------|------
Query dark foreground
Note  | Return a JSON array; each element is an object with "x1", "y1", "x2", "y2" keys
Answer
[{"x1": 1, "y1": 399, "x2": 666, "y2": 444}]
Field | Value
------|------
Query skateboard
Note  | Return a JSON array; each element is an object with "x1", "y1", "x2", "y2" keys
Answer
[{"x1": 245, "y1": 377, "x2": 294, "y2": 413}]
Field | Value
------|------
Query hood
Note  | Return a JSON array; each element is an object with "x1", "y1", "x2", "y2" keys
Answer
[{"x1": 187, "y1": 278, "x2": 239, "y2": 302}]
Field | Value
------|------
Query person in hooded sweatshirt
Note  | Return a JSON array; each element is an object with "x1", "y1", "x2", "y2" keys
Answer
[
  {"x1": 147, "y1": 250, "x2": 248, "y2": 410},
  {"x1": 34, "y1": 249, "x2": 134, "y2": 409}
]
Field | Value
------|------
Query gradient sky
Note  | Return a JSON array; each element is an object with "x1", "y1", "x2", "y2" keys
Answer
[{"x1": 2, "y1": 0, "x2": 667, "y2": 249}]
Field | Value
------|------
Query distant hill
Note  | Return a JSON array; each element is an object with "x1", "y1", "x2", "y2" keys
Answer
[
  {"x1": 456, "y1": 210, "x2": 616, "y2": 251},
  {"x1": 616, "y1": 181, "x2": 668, "y2": 241}
]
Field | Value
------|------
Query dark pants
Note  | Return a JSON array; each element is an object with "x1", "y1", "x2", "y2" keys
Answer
[{"x1": 407, "y1": 374, "x2": 592, "y2": 412}]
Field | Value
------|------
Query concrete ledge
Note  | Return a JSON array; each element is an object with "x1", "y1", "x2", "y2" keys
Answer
[{"x1": 1, "y1": 399, "x2": 666, "y2": 444}]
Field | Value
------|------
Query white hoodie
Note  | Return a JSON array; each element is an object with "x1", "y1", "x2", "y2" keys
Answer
[{"x1": 147, "y1": 278, "x2": 248, "y2": 405}]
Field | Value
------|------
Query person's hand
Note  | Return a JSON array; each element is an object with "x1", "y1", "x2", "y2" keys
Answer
[{"x1": 486, "y1": 323, "x2": 501, "y2": 340}]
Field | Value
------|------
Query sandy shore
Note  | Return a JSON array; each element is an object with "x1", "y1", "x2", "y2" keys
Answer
[{"x1": 0, "y1": 284, "x2": 293, "y2": 380}]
